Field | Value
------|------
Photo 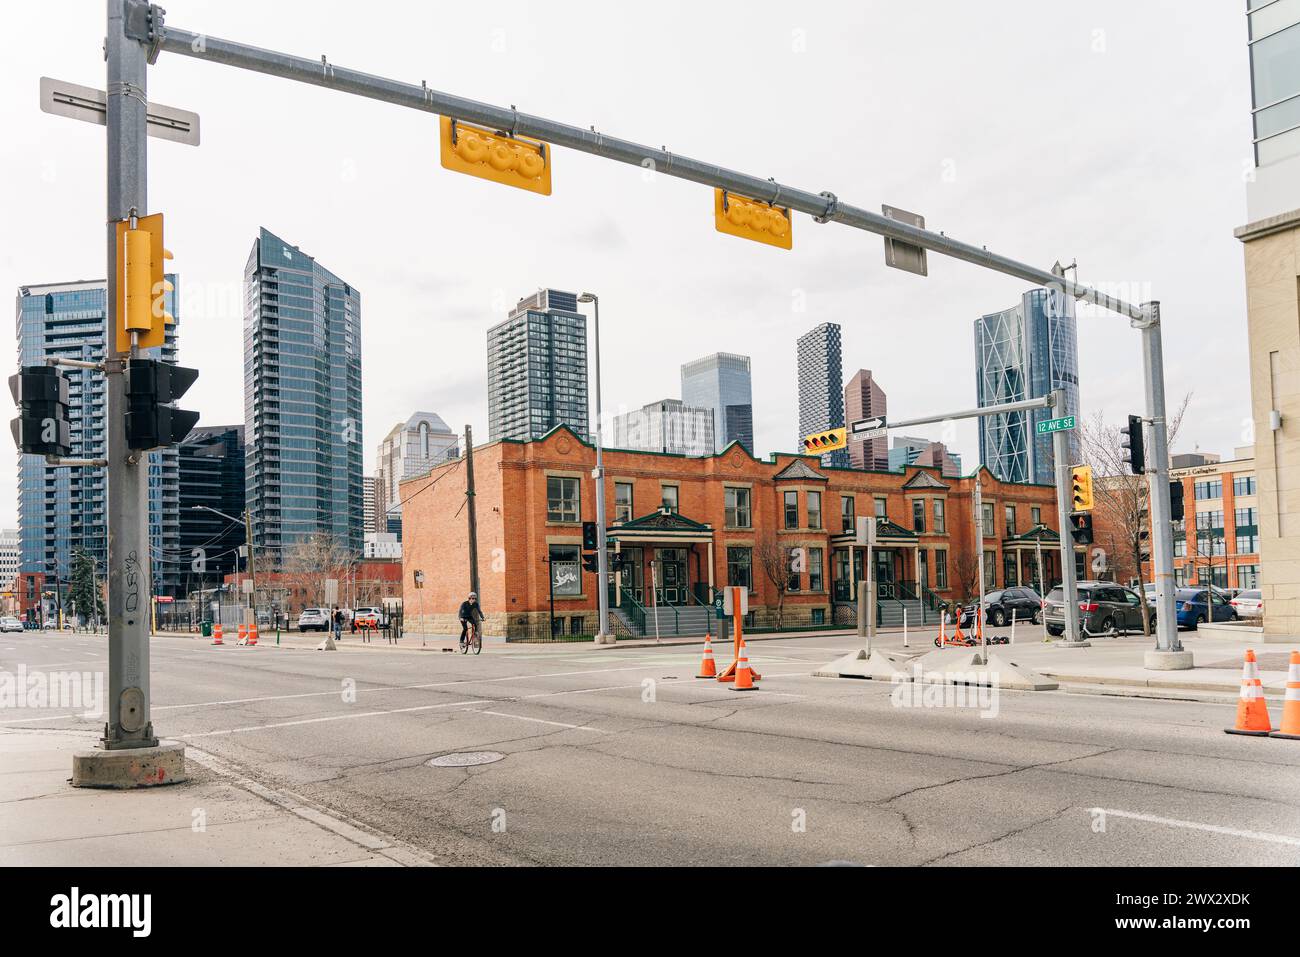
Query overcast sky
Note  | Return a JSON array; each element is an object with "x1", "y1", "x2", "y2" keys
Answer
[{"x1": 0, "y1": 0, "x2": 1255, "y2": 528}]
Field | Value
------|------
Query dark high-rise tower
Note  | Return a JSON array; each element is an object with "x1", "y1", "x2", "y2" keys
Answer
[
  {"x1": 178, "y1": 425, "x2": 246, "y2": 586},
  {"x1": 487, "y1": 288, "x2": 589, "y2": 442},
  {"x1": 244, "y1": 228, "x2": 363, "y2": 561},
  {"x1": 796, "y1": 322, "x2": 847, "y2": 467}
]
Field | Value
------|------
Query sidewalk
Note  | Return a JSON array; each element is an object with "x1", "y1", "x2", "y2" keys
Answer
[
  {"x1": 857, "y1": 627, "x2": 1299, "y2": 696},
  {"x1": 0, "y1": 729, "x2": 435, "y2": 866}
]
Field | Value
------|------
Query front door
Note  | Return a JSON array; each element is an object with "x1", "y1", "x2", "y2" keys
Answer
[
  {"x1": 622, "y1": 546, "x2": 644, "y2": 603},
  {"x1": 656, "y1": 547, "x2": 687, "y2": 605},
  {"x1": 875, "y1": 549, "x2": 895, "y2": 598}
]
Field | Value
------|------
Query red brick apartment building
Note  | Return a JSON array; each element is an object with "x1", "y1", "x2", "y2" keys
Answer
[
  {"x1": 401, "y1": 427, "x2": 1071, "y2": 639},
  {"x1": 1140, "y1": 451, "x2": 1260, "y2": 591}
]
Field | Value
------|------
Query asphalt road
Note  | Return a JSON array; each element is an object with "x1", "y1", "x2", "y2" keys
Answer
[{"x1": 4, "y1": 629, "x2": 1300, "y2": 866}]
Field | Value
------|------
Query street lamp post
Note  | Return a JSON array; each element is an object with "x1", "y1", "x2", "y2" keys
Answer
[
  {"x1": 577, "y1": 292, "x2": 613, "y2": 645},
  {"x1": 191, "y1": 505, "x2": 258, "y2": 628}
]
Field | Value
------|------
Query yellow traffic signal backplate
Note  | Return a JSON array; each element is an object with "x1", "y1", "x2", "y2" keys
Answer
[
  {"x1": 114, "y1": 213, "x2": 171, "y2": 354},
  {"x1": 439, "y1": 117, "x2": 552, "y2": 195},
  {"x1": 714, "y1": 189, "x2": 792, "y2": 250},
  {"x1": 803, "y1": 427, "x2": 847, "y2": 454}
]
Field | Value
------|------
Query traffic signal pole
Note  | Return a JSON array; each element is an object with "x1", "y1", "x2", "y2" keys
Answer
[
  {"x1": 103, "y1": 0, "x2": 156, "y2": 749},
  {"x1": 1137, "y1": 303, "x2": 1186, "y2": 665},
  {"x1": 69, "y1": 0, "x2": 186, "y2": 786},
  {"x1": 1052, "y1": 391, "x2": 1084, "y2": 645}
]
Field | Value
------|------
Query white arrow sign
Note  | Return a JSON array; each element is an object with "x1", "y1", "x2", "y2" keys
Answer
[{"x1": 851, "y1": 416, "x2": 888, "y2": 437}]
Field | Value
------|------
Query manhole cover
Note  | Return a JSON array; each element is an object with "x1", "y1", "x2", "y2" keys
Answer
[{"x1": 427, "y1": 751, "x2": 505, "y2": 768}]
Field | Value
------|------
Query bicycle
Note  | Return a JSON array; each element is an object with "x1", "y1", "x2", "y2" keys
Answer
[{"x1": 459, "y1": 619, "x2": 482, "y2": 655}]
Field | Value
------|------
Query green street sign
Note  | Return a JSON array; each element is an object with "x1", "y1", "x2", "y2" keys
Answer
[{"x1": 1036, "y1": 415, "x2": 1076, "y2": 435}]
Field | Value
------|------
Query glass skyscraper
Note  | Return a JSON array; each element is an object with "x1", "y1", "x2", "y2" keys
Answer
[
  {"x1": 487, "y1": 289, "x2": 589, "y2": 442},
  {"x1": 15, "y1": 278, "x2": 182, "y2": 598},
  {"x1": 796, "y1": 322, "x2": 848, "y2": 467},
  {"x1": 244, "y1": 228, "x2": 364, "y2": 562},
  {"x1": 974, "y1": 287, "x2": 1080, "y2": 485},
  {"x1": 680, "y1": 352, "x2": 753, "y2": 454}
]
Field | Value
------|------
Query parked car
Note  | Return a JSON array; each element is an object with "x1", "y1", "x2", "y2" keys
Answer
[
  {"x1": 297, "y1": 607, "x2": 330, "y2": 632},
  {"x1": 352, "y1": 606, "x2": 385, "y2": 629},
  {"x1": 0, "y1": 616, "x2": 23, "y2": 633},
  {"x1": 1044, "y1": 581, "x2": 1154, "y2": 637},
  {"x1": 960, "y1": 587, "x2": 1044, "y2": 628},
  {"x1": 1175, "y1": 588, "x2": 1239, "y2": 629},
  {"x1": 1230, "y1": 589, "x2": 1264, "y2": 619}
]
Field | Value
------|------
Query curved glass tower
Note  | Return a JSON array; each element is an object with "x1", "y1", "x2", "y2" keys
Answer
[{"x1": 974, "y1": 288, "x2": 1080, "y2": 485}]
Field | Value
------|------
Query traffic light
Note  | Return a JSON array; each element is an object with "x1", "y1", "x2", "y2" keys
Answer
[
  {"x1": 9, "y1": 366, "x2": 71, "y2": 457},
  {"x1": 1120, "y1": 414, "x2": 1145, "y2": 475},
  {"x1": 1169, "y1": 479, "x2": 1185, "y2": 522},
  {"x1": 439, "y1": 117, "x2": 552, "y2": 195},
  {"x1": 581, "y1": 553, "x2": 599, "y2": 574},
  {"x1": 582, "y1": 521, "x2": 599, "y2": 552},
  {"x1": 124, "y1": 359, "x2": 199, "y2": 451},
  {"x1": 115, "y1": 213, "x2": 173, "y2": 353},
  {"x1": 1070, "y1": 464, "x2": 1094, "y2": 512},
  {"x1": 714, "y1": 189, "x2": 793, "y2": 250},
  {"x1": 802, "y1": 427, "x2": 847, "y2": 455},
  {"x1": 1070, "y1": 513, "x2": 1094, "y2": 545}
]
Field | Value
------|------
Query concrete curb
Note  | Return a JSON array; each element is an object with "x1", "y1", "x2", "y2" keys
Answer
[{"x1": 1041, "y1": 671, "x2": 1286, "y2": 695}]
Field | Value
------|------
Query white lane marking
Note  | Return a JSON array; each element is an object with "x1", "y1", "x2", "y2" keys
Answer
[
  {"x1": 178, "y1": 700, "x2": 492, "y2": 739},
  {"x1": 1095, "y1": 808, "x2": 1300, "y2": 848},
  {"x1": 473, "y1": 710, "x2": 608, "y2": 733}
]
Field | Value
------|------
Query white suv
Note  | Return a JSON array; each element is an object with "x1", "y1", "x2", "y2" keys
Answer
[{"x1": 297, "y1": 608, "x2": 329, "y2": 632}]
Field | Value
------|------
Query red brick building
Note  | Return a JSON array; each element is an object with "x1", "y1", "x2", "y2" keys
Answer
[
  {"x1": 224, "y1": 559, "x2": 403, "y2": 616},
  {"x1": 401, "y1": 427, "x2": 1071, "y2": 639}
]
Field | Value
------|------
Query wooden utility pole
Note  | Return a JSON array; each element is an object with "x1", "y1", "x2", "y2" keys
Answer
[{"x1": 465, "y1": 425, "x2": 480, "y2": 595}]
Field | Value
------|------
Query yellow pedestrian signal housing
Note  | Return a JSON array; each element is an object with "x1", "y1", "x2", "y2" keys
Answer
[
  {"x1": 1071, "y1": 464, "x2": 1095, "y2": 512},
  {"x1": 439, "y1": 117, "x2": 552, "y2": 195},
  {"x1": 114, "y1": 213, "x2": 173, "y2": 353},
  {"x1": 714, "y1": 189, "x2": 792, "y2": 250},
  {"x1": 802, "y1": 427, "x2": 846, "y2": 454}
]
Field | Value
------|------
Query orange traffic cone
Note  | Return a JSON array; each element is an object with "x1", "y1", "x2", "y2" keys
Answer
[
  {"x1": 237, "y1": 623, "x2": 247, "y2": 645},
  {"x1": 1270, "y1": 651, "x2": 1300, "y2": 740},
  {"x1": 1226, "y1": 649, "x2": 1273, "y2": 736},
  {"x1": 248, "y1": 622, "x2": 259, "y2": 647},
  {"x1": 731, "y1": 637, "x2": 757, "y2": 691},
  {"x1": 696, "y1": 633, "x2": 717, "y2": 679},
  {"x1": 211, "y1": 623, "x2": 224, "y2": 646}
]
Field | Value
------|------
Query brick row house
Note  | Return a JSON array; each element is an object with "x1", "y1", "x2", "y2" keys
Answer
[{"x1": 400, "y1": 427, "x2": 1071, "y2": 639}]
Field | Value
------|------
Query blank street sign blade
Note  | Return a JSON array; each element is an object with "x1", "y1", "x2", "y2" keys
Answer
[
  {"x1": 882, "y1": 205, "x2": 928, "y2": 276},
  {"x1": 40, "y1": 77, "x2": 200, "y2": 146}
]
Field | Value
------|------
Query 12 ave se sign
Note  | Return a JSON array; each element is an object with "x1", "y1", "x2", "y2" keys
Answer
[{"x1": 1036, "y1": 415, "x2": 1076, "y2": 435}]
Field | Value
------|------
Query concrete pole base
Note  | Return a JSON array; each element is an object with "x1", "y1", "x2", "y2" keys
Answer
[
  {"x1": 1052, "y1": 639, "x2": 1092, "y2": 648},
  {"x1": 1144, "y1": 649, "x2": 1194, "y2": 671},
  {"x1": 72, "y1": 741, "x2": 187, "y2": 789},
  {"x1": 593, "y1": 633, "x2": 617, "y2": 646}
]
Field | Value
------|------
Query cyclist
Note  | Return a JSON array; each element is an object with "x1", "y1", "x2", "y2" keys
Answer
[{"x1": 458, "y1": 592, "x2": 483, "y2": 648}]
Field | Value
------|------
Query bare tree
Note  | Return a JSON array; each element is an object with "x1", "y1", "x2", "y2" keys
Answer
[
  {"x1": 1077, "y1": 394, "x2": 1190, "y2": 636},
  {"x1": 755, "y1": 532, "x2": 794, "y2": 631},
  {"x1": 951, "y1": 551, "x2": 980, "y2": 607},
  {"x1": 281, "y1": 533, "x2": 358, "y2": 612}
]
